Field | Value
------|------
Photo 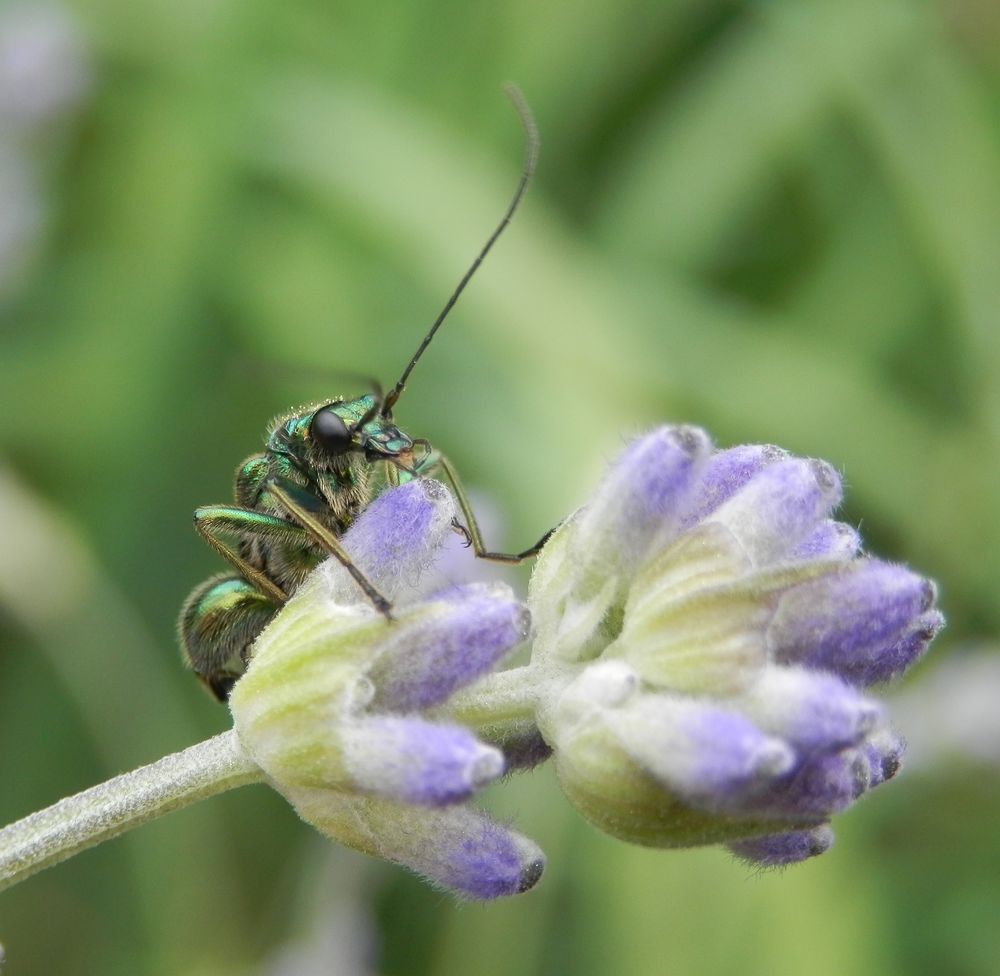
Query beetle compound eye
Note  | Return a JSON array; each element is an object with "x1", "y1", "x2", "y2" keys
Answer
[{"x1": 310, "y1": 409, "x2": 353, "y2": 454}]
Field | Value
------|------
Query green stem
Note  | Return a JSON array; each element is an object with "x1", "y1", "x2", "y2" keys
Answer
[
  {"x1": 445, "y1": 663, "x2": 565, "y2": 729},
  {"x1": 0, "y1": 729, "x2": 263, "y2": 892}
]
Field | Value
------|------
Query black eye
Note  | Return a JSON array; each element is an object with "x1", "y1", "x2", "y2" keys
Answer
[{"x1": 310, "y1": 409, "x2": 353, "y2": 454}]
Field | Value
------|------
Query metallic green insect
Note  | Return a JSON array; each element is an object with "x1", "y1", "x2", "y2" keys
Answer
[{"x1": 179, "y1": 90, "x2": 548, "y2": 700}]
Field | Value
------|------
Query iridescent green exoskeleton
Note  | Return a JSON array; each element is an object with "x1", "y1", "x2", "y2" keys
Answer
[{"x1": 179, "y1": 88, "x2": 549, "y2": 700}]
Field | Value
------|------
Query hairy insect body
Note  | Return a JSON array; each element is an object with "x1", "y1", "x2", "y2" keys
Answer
[
  {"x1": 180, "y1": 395, "x2": 414, "y2": 700},
  {"x1": 179, "y1": 577, "x2": 277, "y2": 700}
]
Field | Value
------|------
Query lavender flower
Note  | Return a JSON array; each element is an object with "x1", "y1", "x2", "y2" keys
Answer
[
  {"x1": 229, "y1": 479, "x2": 543, "y2": 899},
  {"x1": 0, "y1": 426, "x2": 944, "y2": 898},
  {"x1": 526, "y1": 427, "x2": 943, "y2": 864},
  {"x1": 184, "y1": 427, "x2": 945, "y2": 889}
]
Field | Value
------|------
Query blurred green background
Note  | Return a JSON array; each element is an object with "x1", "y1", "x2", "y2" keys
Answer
[{"x1": 2, "y1": 0, "x2": 1000, "y2": 973}]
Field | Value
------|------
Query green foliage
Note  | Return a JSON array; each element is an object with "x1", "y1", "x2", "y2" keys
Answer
[{"x1": 1, "y1": 0, "x2": 998, "y2": 972}]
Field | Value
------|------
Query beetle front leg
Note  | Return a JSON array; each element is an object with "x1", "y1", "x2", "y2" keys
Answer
[
  {"x1": 419, "y1": 450, "x2": 555, "y2": 564},
  {"x1": 264, "y1": 479, "x2": 394, "y2": 619}
]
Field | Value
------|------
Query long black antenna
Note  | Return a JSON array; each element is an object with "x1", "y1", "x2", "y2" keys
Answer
[{"x1": 381, "y1": 84, "x2": 538, "y2": 416}]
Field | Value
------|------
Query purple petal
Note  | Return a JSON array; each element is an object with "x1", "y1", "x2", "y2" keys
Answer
[
  {"x1": 841, "y1": 610, "x2": 944, "y2": 687},
  {"x1": 434, "y1": 811, "x2": 546, "y2": 899},
  {"x1": 729, "y1": 825, "x2": 834, "y2": 867},
  {"x1": 621, "y1": 697, "x2": 794, "y2": 810},
  {"x1": 740, "y1": 667, "x2": 884, "y2": 752},
  {"x1": 327, "y1": 479, "x2": 456, "y2": 601},
  {"x1": 792, "y1": 520, "x2": 862, "y2": 561},
  {"x1": 859, "y1": 729, "x2": 904, "y2": 788},
  {"x1": 370, "y1": 583, "x2": 529, "y2": 710},
  {"x1": 681, "y1": 444, "x2": 786, "y2": 527},
  {"x1": 573, "y1": 426, "x2": 712, "y2": 573},
  {"x1": 340, "y1": 716, "x2": 503, "y2": 806},
  {"x1": 752, "y1": 749, "x2": 866, "y2": 819},
  {"x1": 284, "y1": 788, "x2": 545, "y2": 899},
  {"x1": 769, "y1": 561, "x2": 938, "y2": 684},
  {"x1": 707, "y1": 458, "x2": 843, "y2": 565}
]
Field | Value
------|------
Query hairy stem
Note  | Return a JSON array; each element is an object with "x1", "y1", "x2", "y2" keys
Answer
[
  {"x1": 0, "y1": 730, "x2": 262, "y2": 892},
  {"x1": 445, "y1": 663, "x2": 565, "y2": 729}
]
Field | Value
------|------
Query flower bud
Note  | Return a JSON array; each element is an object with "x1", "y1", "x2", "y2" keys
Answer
[
  {"x1": 228, "y1": 480, "x2": 539, "y2": 899},
  {"x1": 283, "y1": 787, "x2": 545, "y2": 899},
  {"x1": 729, "y1": 825, "x2": 835, "y2": 867},
  {"x1": 527, "y1": 428, "x2": 942, "y2": 862}
]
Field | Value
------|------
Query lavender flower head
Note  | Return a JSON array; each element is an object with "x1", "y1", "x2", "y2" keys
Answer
[
  {"x1": 527, "y1": 427, "x2": 942, "y2": 864},
  {"x1": 229, "y1": 479, "x2": 542, "y2": 900}
]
